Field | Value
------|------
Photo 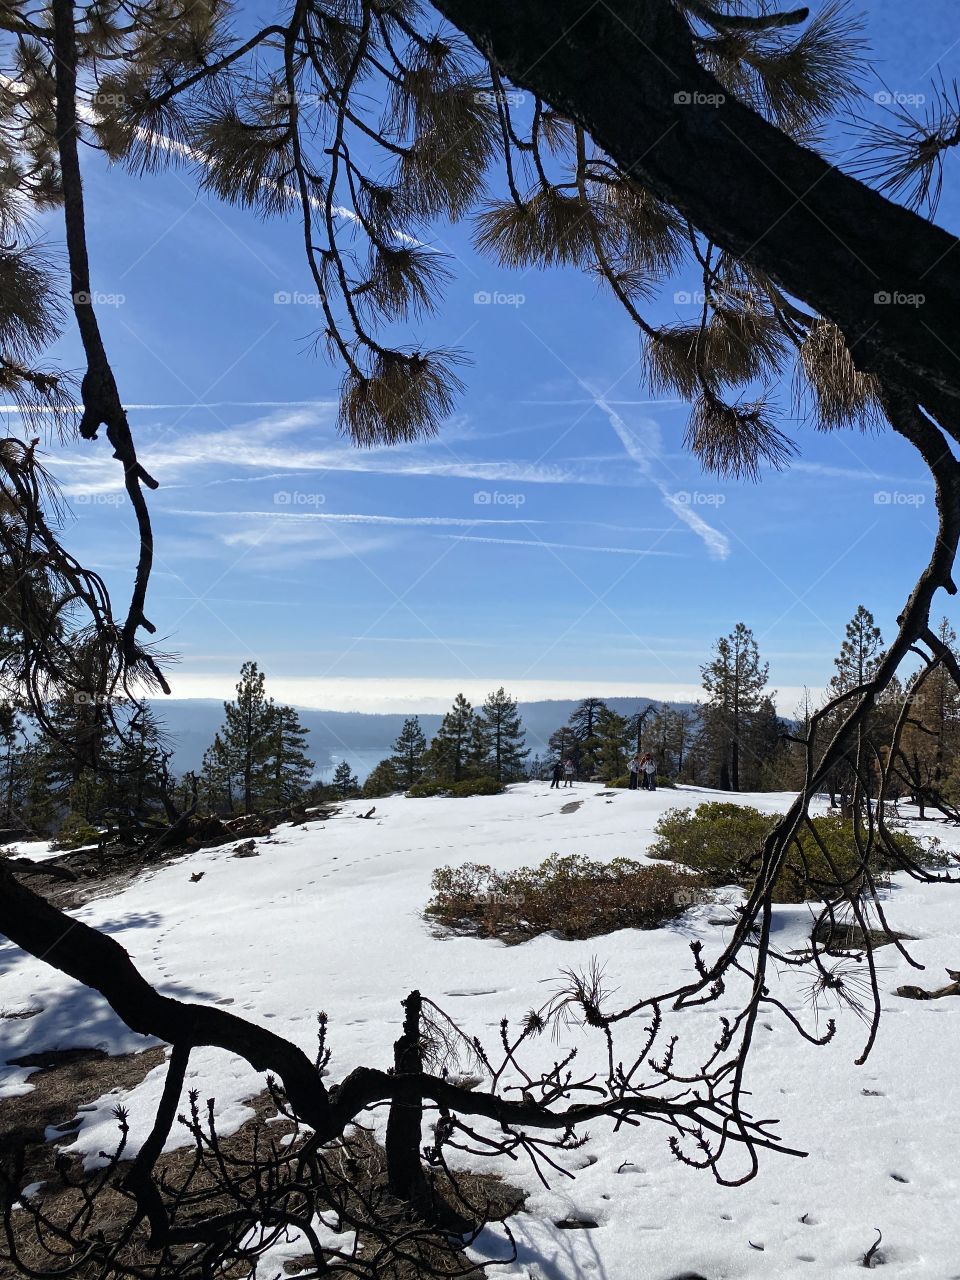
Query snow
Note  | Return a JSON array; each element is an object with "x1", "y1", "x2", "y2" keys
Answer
[
  {"x1": 1, "y1": 838, "x2": 63, "y2": 863},
  {"x1": 2, "y1": 783, "x2": 960, "y2": 1279}
]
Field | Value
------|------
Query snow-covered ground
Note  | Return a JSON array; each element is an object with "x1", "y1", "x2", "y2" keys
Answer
[{"x1": 2, "y1": 782, "x2": 959, "y2": 1279}]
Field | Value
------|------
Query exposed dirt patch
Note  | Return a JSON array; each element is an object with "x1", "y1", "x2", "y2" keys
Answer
[
  {"x1": 2, "y1": 1063, "x2": 524, "y2": 1280},
  {"x1": 0, "y1": 1044, "x2": 167, "y2": 1189},
  {"x1": 559, "y1": 799, "x2": 584, "y2": 814}
]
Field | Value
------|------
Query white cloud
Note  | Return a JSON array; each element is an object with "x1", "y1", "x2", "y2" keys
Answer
[
  {"x1": 593, "y1": 392, "x2": 732, "y2": 561},
  {"x1": 441, "y1": 534, "x2": 680, "y2": 557}
]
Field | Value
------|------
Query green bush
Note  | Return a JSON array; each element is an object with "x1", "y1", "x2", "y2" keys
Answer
[
  {"x1": 426, "y1": 852, "x2": 707, "y2": 942},
  {"x1": 51, "y1": 811, "x2": 101, "y2": 851},
  {"x1": 407, "y1": 776, "x2": 504, "y2": 798},
  {"x1": 647, "y1": 801, "x2": 932, "y2": 903}
]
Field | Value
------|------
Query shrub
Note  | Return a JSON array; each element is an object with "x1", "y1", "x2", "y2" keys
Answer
[
  {"x1": 648, "y1": 802, "x2": 773, "y2": 878},
  {"x1": 407, "y1": 776, "x2": 504, "y2": 798},
  {"x1": 51, "y1": 811, "x2": 101, "y2": 851},
  {"x1": 425, "y1": 852, "x2": 707, "y2": 942},
  {"x1": 647, "y1": 802, "x2": 932, "y2": 903}
]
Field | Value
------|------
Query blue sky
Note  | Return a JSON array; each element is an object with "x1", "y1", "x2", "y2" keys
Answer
[{"x1": 10, "y1": 0, "x2": 960, "y2": 715}]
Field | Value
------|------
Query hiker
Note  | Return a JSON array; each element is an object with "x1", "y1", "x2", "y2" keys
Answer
[
  {"x1": 642, "y1": 754, "x2": 658, "y2": 791},
  {"x1": 628, "y1": 753, "x2": 641, "y2": 790},
  {"x1": 550, "y1": 758, "x2": 562, "y2": 789},
  {"x1": 563, "y1": 758, "x2": 576, "y2": 787}
]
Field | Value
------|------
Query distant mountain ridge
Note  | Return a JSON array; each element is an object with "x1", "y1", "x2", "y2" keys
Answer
[{"x1": 147, "y1": 696, "x2": 698, "y2": 781}]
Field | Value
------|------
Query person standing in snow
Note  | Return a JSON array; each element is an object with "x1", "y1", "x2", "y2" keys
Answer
[
  {"x1": 642, "y1": 754, "x2": 658, "y2": 791},
  {"x1": 563, "y1": 758, "x2": 575, "y2": 787},
  {"x1": 550, "y1": 759, "x2": 562, "y2": 789},
  {"x1": 628, "y1": 753, "x2": 641, "y2": 790}
]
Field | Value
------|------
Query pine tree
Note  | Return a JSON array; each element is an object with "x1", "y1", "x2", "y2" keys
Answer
[
  {"x1": 0, "y1": 703, "x2": 25, "y2": 830},
  {"x1": 628, "y1": 704, "x2": 657, "y2": 755},
  {"x1": 700, "y1": 624, "x2": 770, "y2": 791},
  {"x1": 466, "y1": 715, "x2": 491, "y2": 778},
  {"x1": 332, "y1": 759, "x2": 360, "y2": 798},
  {"x1": 221, "y1": 662, "x2": 273, "y2": 813},
  {"x1": 829, "y1": 605, "x2": 884, "y2": 695},
  {"x1": 479, "y1": 687, "x2": 528, "y2": 783},
  {"x1": 427, "y1": 694, "x2": 473, "y2": 784},
  {"x1": 596, "y1": 706, "x2": 630, "y2": 781},
  {"x1": 19, "y1": 744, "x2": 58, "y2": 838},
  {"x1": 262, "y1": 704, "x2": 314, "y2": 808},
  {"x1": 897, "y1": 617, "x2": 960, "y2": 814},
  {"x1": 822, "y1": 606, "x2": 885, "y2": 812},
  {"x1": 110, "y1": 704, "x2": 167, "y2": 822},
  {"x1": 200, "y1": 732, "x2": 235, "y2": 815},
  {"x1": 390, "y1": 717, "x2": 427, "y2": 788},
  {"x1": 547, "y1": 724, "x2": 577, "y2": 771},
  {"x1": 568, "y1": 698, "x2": 609, "y2": 778},
  {"x1": 362, "y1": 759, "x2": 399, "y2": 798},
  {"x1": 740, "y1": 696, "x2": 784, "y2": 790}
]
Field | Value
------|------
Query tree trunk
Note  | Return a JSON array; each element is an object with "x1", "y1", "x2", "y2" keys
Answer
[
  {"x1": 432, "y1": 0, "x2": 960, "y2": 415},
  {"x1": 385, "y1": 990, "x2": 429, "y2": 1209}
]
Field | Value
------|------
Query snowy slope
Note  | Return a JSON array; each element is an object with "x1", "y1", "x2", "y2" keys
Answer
[{"x1": 2, "y1": 783, "x2": 959, "y2": 1279}]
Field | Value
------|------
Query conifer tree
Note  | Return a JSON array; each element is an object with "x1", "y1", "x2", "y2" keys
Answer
[
  {"x1": 200, "y1": 733, "x2": 235, "y2": 815},
  {"x1": 700, "y1": 624, "x2": 769, "y2": 791},
  {"x1": 829, "y1": 605, "x2": 884, "y2": 695},
  {"x1": 389, "y1": 717, "x2": 427, "y2": 789},
  {"x1": 427, "y1": 694, "x2": 473, "y2": 783},
  {"x1": 568, "y1": 697, "x2": 609, "y2": 778},
  {"x1": 221, "y1": 662, "x2": 273, "y2": 813},
  {"x1": 466, "y1": 715, "x2": 491, "y2": 778},
  {"x1": 596, "y1": 706, "x2": 630, "y2": 782},
  {"x1": 362, "y1": 759, "x2": 399, "y2": 798},
  {"x1": 331, "y1": 759, "x2": 360, "y2": 799},
  {"x1": 110, "y1": 704, "x2": 167, "y2": 822},
  {"x1": 628, "y1": 704, "x2": 657, "y2": 755},
  {"x1": 0, "y1": 703, "x2": 25, "y2": 830},
  {"x1": 547, "y1": 724, "x2": 577, "y2": 771},
  {"x1": 896, "y1": 618, "x2": 960, "y2": 814},
  {"x1": 262, "y1": 704, "x2": 314, "y2": 808},
  {"x1": 822, "y1": 605, "x2": 885, "y2": 812},
  {"x1": 479, "y1": 687, "x2": 528, "y2": 783}
]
